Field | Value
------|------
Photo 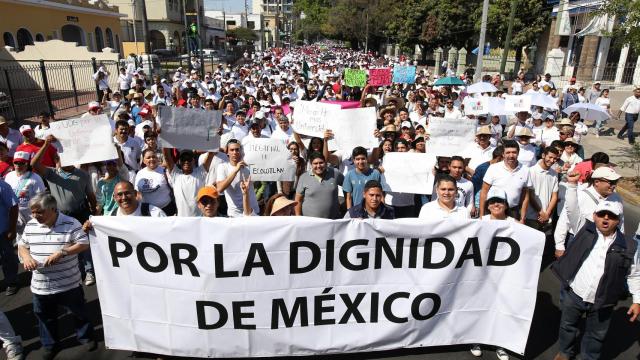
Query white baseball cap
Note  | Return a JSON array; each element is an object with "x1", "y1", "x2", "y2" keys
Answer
[
  {"x1": 591, "y1": 167, "x2": 621, "y2": 181},
  {"x1": 19, "y1": 125, "x2": 33, "y2": 134},
  {"x1": 594, "y1": 201, "x2": 622, "y2": 216},
  {"x1": 487, "y1": 187, "x2": 508, "y2": 204}
]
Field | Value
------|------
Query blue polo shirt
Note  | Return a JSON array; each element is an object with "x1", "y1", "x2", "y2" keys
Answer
[
  {"x1": 343, "y1": 168, "x2": 381, "y2": 207},
  {"x1": 0, "y1": 179, "x2": 18, "y2": 234}
]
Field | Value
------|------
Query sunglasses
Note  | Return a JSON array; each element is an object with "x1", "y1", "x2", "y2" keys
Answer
[
  {"x1": 595, "y1": 211, "x2": 619, "y2": 220},
  {"x1": 598, "y1": 179, "x2": 618, "y2": 186},
  {"x1": 199, "y1": 197, "x2": 217, "y2": 206}
]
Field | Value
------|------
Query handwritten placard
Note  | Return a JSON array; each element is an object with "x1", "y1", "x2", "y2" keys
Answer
[
  {"x1": 291, "y1": 100, "x2": 341, "y2": 137},
  {"x1": 392, "y1": 66, "x2": 416, "y2": 84},
  {"x1": 426, "y1": 117, "x2": 477, "y2": 157},
  {"x1": 344, "y1": 68, "x2": 367, "y2": 87},
  {"x1": 327, "y1": 107, "x2": 379, "y2": 154},
  {"x1": 157, "y1": 106, "x2": 222, "y2": 151},
  {"x1": 49, "y1": 114, "x2": 118, "y2": 166},
  {"x1": 369, "y1": 68, "x2": 392, "y2": 86},
  {"x1": 243, "y1": 137, "x2": 294, "y2": 181}
]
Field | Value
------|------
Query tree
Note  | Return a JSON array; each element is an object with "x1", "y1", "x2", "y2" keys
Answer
[
  {"x1": 597, "y1": 0, "x2": 640, "y2": 52},
  {"x1": 226, "y1": 27, "x2": 257, "y2": 46},
  {"x1": 293, "y1": 0, "x2": 332, "y2": 42},
  {"x1": 486, "y1": 0, "x2": 551, "y2": 65}
]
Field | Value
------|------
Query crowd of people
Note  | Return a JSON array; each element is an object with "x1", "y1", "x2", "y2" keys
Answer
[{"x1": 0, "y1": 43, "x2": 638, "y2": 360}]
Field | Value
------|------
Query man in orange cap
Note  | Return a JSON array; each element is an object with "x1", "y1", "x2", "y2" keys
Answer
[{"x1": 196, "y1": 186, "x2": 219, "y2": 218}]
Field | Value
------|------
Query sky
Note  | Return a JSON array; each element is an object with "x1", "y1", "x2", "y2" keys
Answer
[{"x1": 204, "y1": 0, "x2": 251, "y2": 12}]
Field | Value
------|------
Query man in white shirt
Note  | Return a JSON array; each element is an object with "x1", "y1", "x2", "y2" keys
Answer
[
  {"x1": 464, "y1": 126, "x2": 496, "y2": 174},
  {"x1": 515, "y1": 127, "x2": 538, "y2": 167},
  {"x1": 164, "y1": 149, "x2": 212, "y2": 217},
  {"x1": 230, "y1": 110, "x2": 249, "y2": 141},
  {"x1": 616, "y1": 87, "x2": 640, "y2": 144},
  {"x1": 216, "y1": 139, "x2": 259, "y2": 217},
  {"x1": 480, "y1": 140, "x2": 530, "y2": 222},
  {"x1": 554, "y1": 166, "x2": 625, "y2": 256},
  {"x1": 525, "y1": 147, "x2": 559, "y2": 239},
  {"x1": 442, "y1": 99, "x2": 462, "y2": 119},
  {"x1": 551, "y1": 171, "x2": 639, "y2": 360},
  {"x1": 113, "y1": 120, "x2": 141, "y2": 181}
]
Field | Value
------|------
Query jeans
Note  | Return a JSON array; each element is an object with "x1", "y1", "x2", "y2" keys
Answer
[
  {"x1": 618, "y1": 112, "x2": 638, "y2": 143},
  {"x1": 0, "y1": 311, "x2": 21, "y2": 352},
  {"x1": 32, "y1": 286, "x2": 93, "y2": 350},
  {"x1": 558, "y1": 288, "x2": 613, "y2": 360},
  {"x1": 0, "y1": 232, "x2": 18, "y2": 286}
]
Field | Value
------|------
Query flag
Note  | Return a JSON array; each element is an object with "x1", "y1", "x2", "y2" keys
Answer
[{"x1": 302, "y1": 60, "x2": 310, "y2": 81}]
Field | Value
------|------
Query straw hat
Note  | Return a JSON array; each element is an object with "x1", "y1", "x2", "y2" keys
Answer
[
  {"x1": 270, "y1": 197, "x2": 297, "y2": 215},
  {"x1": 476, "y1": 126, "x2": 492, "y2": 136},
  {"x1": 556, "y1": 118, "x2": 574, "y2": 127},
  {"x1": 515, "y1": 127, "x2": 534, "y2": 137}
]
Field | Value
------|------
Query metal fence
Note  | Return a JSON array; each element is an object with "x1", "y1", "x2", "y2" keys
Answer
[{"x1": 0, "y1": 59, "x2": 120, "y2": 121}]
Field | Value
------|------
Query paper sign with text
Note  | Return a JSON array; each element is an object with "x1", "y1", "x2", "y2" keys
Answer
[
  {"x1": 291, "y1": 101, "x2": 341, "y2": 138},
  {"x1": 381, "y1": 152, "x2": 436, "y2": 195},
  {"x1": 463, "y1": 97, "x2": 489, "y2": 115},
  {"x1": 90, "y1": 216, "x2": 543, "y2": 358},
  {"x1": 426, "y1": 117, "x2": 477, "y2": 157},
  {"x1": 369, "y1": 68, "x2": 392, "y2": 86},
  {"x1": 49, "y1": 114, "x2": 117, "y2": 166},
  {"x1": 157, "y1": 107, "x2": 222, "y2": 151},
  {"x1": 392, "y1": 66, "x2": 416, "y2": 84},
  {"x1": 344, "y1": 69, "x2": 367, "y2": 87},
  {"x1": 243, "y1": 138, "x2": 295, "y2": 181},
  {"x1": 505, "y1": 95, "x2": 532, "y2": 113}
]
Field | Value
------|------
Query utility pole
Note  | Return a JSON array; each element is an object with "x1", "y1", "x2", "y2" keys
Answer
[
  {"x1": 474, "y1": 0, "x2": 489, "y2": 82},
  {"x1": 140, "y1": 0, "x2": 150, "y2": 53},
  {"x1": 132, "y1": 0, "x2": 139, "y2": 54},
  {"x1": 499, "y1": 0, "x2": 518, "y2": 76},
  {"x1": 182, "y1": 0, "x2": 190, "y2": 55},
  {"x1": 364, "y1": 9, "x2": 369, "y2": 53},
  {"x1": 275, "y1": 0, "x2": 280, "y2": 48}
]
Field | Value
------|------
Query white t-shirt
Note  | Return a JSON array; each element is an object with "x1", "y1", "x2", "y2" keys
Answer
[
  {"x1": 418, "y1": 200, "x2": 470, "y2": 220},
  {"x1": 170, "y1": 166, "x2": 208, "y2": 217},
  {"x1": 540, "y1": 127, "x2": 560, "y2": 147},
  {"x1": 481, "y1": 215, "x2": 517, "y2": 222},
  {"x1": 200, "y1": 152, "x2": 228, "y2": 186},
  {"x1": 5, "y1": 171, "x2": 45, "y2": 224},
  {"x1": 215, "y1": 162, "x2": 260, "y2": 217},
  {"x1": 134, "y1": 166, "x2": 172, "y2": 208},
  {"x1": 116, "y1": 202, "x2": 166, "y2": 217},
  {"x1": 517, "y1": 143, "x2": 538, "y2": 168},
  {"x1": 464, "y1": 143, "x2": 495, "y2": 171},
  {"x1": 483, "y1": 161, "x2": 531, "y2": 208},
  {"x1": 525, "y1": 162, "x2": 559, "y2": 221},
  {"x1": 432, "y1": 177, "x2": 474, "y2": 211}
]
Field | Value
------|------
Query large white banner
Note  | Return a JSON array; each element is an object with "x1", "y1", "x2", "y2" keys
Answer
[
  {"x1": 291, "y1": 100, "x2": 341, "y2": 137},
  {"x1": 328, "y1": 107, "x2": 379, "y2": 153},
  {"x1": 157, "y1": 106, "x2": 222, "y2": 151},
  {"x1": 49, "y1": 114, "x2": 117, "y2": 166},
  {"x1": 425, "y1": 117, "x2": 477, "y2": 157},
  {"x1": 243, "y1": 137, "x2": 295, "y2": 181},
  {"x1": 90, "y1": 216, "x2": 543, "y2": 358},
  {"x1": 381, "y1": 152, "x2": 436, "y2": 195}
]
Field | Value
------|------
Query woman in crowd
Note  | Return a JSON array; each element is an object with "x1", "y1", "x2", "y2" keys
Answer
[{"x1": 134, "y1": 148, "x2": 176, "y2": 215}]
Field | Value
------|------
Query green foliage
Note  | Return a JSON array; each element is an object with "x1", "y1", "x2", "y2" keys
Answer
[
  {"x1": 597, "y1": 0, "x2": 640, "y2": 53},
  {"x1": 226, "y1": 27, "x2": 257, "y2": 43},
  {"x1": 486, "y1": 0, "x2": 551, "y2": 48}
]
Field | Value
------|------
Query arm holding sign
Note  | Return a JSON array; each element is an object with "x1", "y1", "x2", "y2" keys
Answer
[
  {"x1": 216, "y1": 161, "x2": 247, "y2": 193},
  {"x1": 30, "y1": 135, "x2": 53, "y2": 176}
]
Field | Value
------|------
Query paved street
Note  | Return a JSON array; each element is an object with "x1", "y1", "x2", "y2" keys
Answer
[{"x1": 1, "y1": 200, "x2": 638, "y2": 360}]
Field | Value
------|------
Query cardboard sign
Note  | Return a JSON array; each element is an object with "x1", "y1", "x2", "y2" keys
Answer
[
  {"x1": 242, "y1": 137, "x2": 295, "y2": 181},
  {"x1": 291, "y1": 101, "x2": 341, "y2": 138},
  {"x1": 392, "y1": 66, "x2": 416, "y2": 84},
  {"x1": 344, "y1": 68, "x2": 367, "y2": 87},
  {"x1": 157, "y1": 107, "x2": 222, "y2": 151},
  {"x1": 49, "y1": 114, "x2": 118, "y2": 166},
  {"x1": 368, "y1": 68, "x2": 392, "y2": 86}
]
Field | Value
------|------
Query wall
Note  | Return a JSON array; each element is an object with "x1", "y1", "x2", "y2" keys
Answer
[{"x1": 0, "y1": 1, "x2": 123, "y2": 53}]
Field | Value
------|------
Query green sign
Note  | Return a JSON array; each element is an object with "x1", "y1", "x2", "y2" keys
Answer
[{"x1": 344, "y1": 68, "x2": 367, "y2": 88}]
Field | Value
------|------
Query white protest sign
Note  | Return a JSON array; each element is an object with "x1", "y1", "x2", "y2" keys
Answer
[
  {"x1": 157, "y1": 106, "x2": 222, "y2": 151},
  {"x1": 91, "y1": 216, "x2": 544, "y2": 358},
  {"x1": 426, "y1": 117, "x2": 477, "y2": 157},
  {"x1": 381, "y1": 152, "x2": 436, "y2": 194},
  {"x1": 463, "y1": 96, "x2": 489, "y2": 115},
  {"x1": 243, "y1": 138, "x2": 295, "y2": 181},
  {"x1": 49, "y1": 114, "x2": 117, "y2": 166},
  {"x1": 291, "y1": 100, "x2": 341, "y2": 137},
  {"x1": 505, "y1": 95, "x2": 531, "y2": 113},
  {"x1": 328, "y1": 107, "x2": 379, "y2": 153}
]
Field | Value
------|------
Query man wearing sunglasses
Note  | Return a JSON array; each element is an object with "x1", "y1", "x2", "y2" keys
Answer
[
  {"x1": 554, "y1": 166, "x2": 624, "y2": 257},
  {"x1": 551, "y1": 170, "x2": 638, "y2": 360}
]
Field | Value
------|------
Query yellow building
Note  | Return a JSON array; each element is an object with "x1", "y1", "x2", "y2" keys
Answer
[{"x1": 0, "y1": 0, "x2": 124, "y2": 54}]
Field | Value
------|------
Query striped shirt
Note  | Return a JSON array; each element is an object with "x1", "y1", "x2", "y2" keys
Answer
[{"x1": 19, "y1": 212, "x2": 88, "y2": 295}]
